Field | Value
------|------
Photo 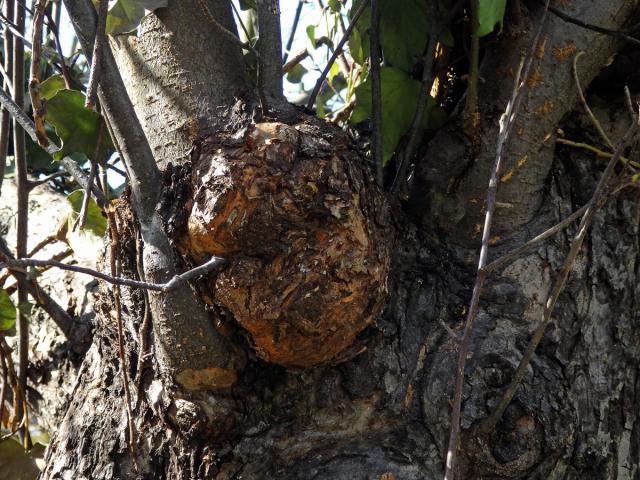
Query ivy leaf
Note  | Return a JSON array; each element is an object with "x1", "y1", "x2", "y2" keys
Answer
[
  {"x1": 0, "y1": 289, "x2": 16, "y2": 332},
  {"x1": 306, "y1": 25, "x2": 317, "y2": 49},
  {"x1": 67, "y1": 189, "x2": 107, "y2": 237},
  {"x1": 39, "y1": 74, "x2": 66, "y2": 100},
  {"x1": 106, "y1": 0, "x2": 168, "y2": 35},
  {"x1": 379, "y1": 0, "x2": 428, "y2": 72},
  {"x1": 351, "y1": 67, "x2": 446, "y2": 164},
  {"x1": 477, "y1": 0, "x2": 507, "y2": 37},
  {"x1": 44, "y1": 90, "x2": 113, "y2": 161},
  {"x1": 106, "y1": 0, "x2": 144, "y2": 35}
]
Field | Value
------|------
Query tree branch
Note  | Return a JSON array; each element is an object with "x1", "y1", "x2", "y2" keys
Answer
[
  {"x1": 62, "y1": 0, "x2": 159, "y2": 223},
  {"x1": 0, "y1": 255, "x2": 227, "y2": 293}
]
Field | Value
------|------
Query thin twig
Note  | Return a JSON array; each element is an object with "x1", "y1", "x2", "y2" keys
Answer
[
  {"x1": 392, "y1": 0, "x2": 465, "y2": 193},
  {"x1": 556, "y1": 137, "x2": 640, "y2": 169},
  {"x1": 196, "y1": 0, "x2": 259, "y2": 58},
  {"x1": 0, "y1": 236, "x2": 78, "y2": 345},
  {"x1": 0, "y1": 255, "x2": 227, "y2": 293},
  {"x1": 74, "y1": 120, "x2": 105, "y2": 231},
  {"x1": 43, "y1": 7, "x2": 72, "y2": 88},
  {"x1": 573, "y1": 52, "x2": 614, "y2": 150},
  {"x1": 306, "y1": 0, "x2": 369, "y2": 111},
  {"x1": 479, "y1": 116, "x2": 639, "y2": 436},
  {"x1": 27, "y1": 170, "x2": 69, "y2": 189},
  {"x1": 230, "y1": 1, "x2": 252, "y2": 44},
  {"x1": 84, "y1": 0, "x2": 107, "y2": 108},
  {"x1": 546, "y1": 1, "x2": 640, "y2": 47},
  {"x1": 370, "y1": 0, "x2": 382, "y2": 185},
  {"x1": 28, "y1": 0, "x2": 50, "y2": 149},
  {"x1": 282, "y1": 0, "x2": 303, "y2": 63},
  {"x1": 483, "y1": 204, "x2": 588, "y2": 274},
  {"x1": 444, "y1": 3, "x2": 551, "y2": 478},
  {"x1": 12, "y1": 0, "x2": 30, "y2": 447},
  {"x1": 106, "y1": 210, "x2": 136, "y2": 456},
  {"x1": 0, "y1": 0, "x2": 14, "y2": 195},
  {"x1": 283, "y1": 48, "x2": 310, "y2": 73}
]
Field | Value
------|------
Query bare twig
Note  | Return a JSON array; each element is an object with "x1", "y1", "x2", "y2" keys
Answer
[
  {"x1": 28, "y1": 170, "x2": 69, "y2": 189},
  {"x1": 479, "y1": 116, "x2": 639, "y2": 436},
  {"x1": 0, "y1": 0, "x2": 14, "y2": 194},
  {"x1": 483, "y1": 204, "x2": 588, "y2": 274},
  {"x1": 370, "y1": 0, "x2": 383, "y2": 185},
  {"x1": 282, "y1": 0, "x2": 304, "y2": 63},
  {"x1": 196, "y1": 0, "x2": 259, "y2": 58},
  {"x1": 546, "y1": 1, "x2": 640, "y2": 47},
  {"x1": 29, "y1": 0, "x2": 50, "y2": 149},
  {"x1": 392, "y1": 0, "x2": 465, "y2": 193},
  {"x1": 12, "y1": 0, "x2": 30, "y2": 447},
  {"x1": 444, "y1": 3, "x2": 551, "y2": 478},
  {"x1": 43, "y1": 6, "x2": 72, "y2": 88},
  {"x1": 106, "y1": 210, "x2": 136, "y2": 456},
  {"x1": 59, "y1": 156, "x2": 108, "y2": 208},
  {"x1": 74, "y1": 120, "x2": 105, "y2": 231},
  {"x1": 0, "y1": 255, "x2": 227, "y2": 293},
  {"x1": 283, "y1": 48, "x2": 310, "y2": 73},
  {"x1": 0, "y1": 236, "x2": 78, "y2": 346},
  {"x1": 85, "y1": 0, "x2": 107, "y2": 108},
  {"x1": 557, "y1": 137, "x2": 640, "y2": 169},
  {"x1": 230, "y1": 1, "x2": 252, "y2": 44},
  {"x1": 306, "y1": 0, "x2": 369, "y2": 111},
  {"x1": 573, "y1": 52, "x2": 614, "y2": 150}
]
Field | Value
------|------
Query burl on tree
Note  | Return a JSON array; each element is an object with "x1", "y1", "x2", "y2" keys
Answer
[{"x1": 184, "y1": 121, "x2": 391, "y2": 368}]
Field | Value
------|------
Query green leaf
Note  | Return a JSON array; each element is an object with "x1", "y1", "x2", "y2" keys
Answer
[
  {"x1": 44, "y1": 90, "x2": 113, "y2": 161},
  {"x1": 0, "y1": 289, "x2": 16, "y2": 331},
  {"x1": 106, "y1": 0, "x2": 145, "y2": 35},
  {"x1": 39, "y1": 75, "x2": 66, "y2": 100},
  {"x1": 0, "y1": 440, "x2": 45, "y2": 480},
  {"x1": 477, "y1": 0, "x2": 507, "y2": 37},
  {"x1": 67, "y1": 189, "x2": 107, "y2": 237},
  {"x1": 351, "y1": 67, "x2": 446, "y2": 164},
  {"x1": 379, "y1": 0, "x2": 428, "y2": 72},
  {"x1": 328, "y1": 0, "x2": 341, "y2": 12},
  {"x1": 105, "y1": 0, "x2": 167, "y2": 35},
  {"x1": 306, "y1": 25, "x2": 317, "y2": 49},
  {"x1": 286, "y1": 64, "x2": 308, "y2": 84}
]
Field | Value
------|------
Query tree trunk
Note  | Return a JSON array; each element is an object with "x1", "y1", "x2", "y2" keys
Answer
[{"x1": 33, "y1": 1, "x2": 640, "y2": 479}]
